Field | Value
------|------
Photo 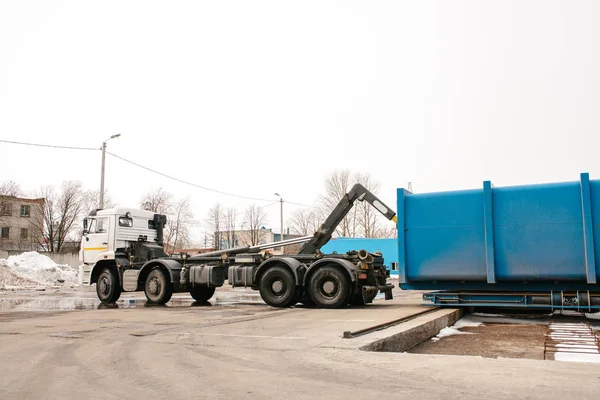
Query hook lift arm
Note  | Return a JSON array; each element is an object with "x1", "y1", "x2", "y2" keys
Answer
[{"x1": 297, "y1": 183, "x2": 398, "y2": 255}]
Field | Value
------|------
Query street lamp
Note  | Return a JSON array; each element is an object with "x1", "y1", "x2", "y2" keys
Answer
[
  {"x1": 100, "y1": 133, "x2": 121, "y2": 209},
  {"x1": 274, "y1": 193, "x2": 283, "y2": 252}
]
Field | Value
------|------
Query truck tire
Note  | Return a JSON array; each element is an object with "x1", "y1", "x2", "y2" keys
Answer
[
  {"x1": 190, "y1": 286, "x2": 215, "y2": 302},
  {"x1": 308, "y1": 266, "x2": 350, "y2": 309},
  {"x1": 144, "y1": 267, "x2": 173, "y2": 305},
  {"x1": 96, "y1": 268, "x2": 121, "y2": 304},
  {"x1": 258, "y1": 266, "x2": 296, "y2": 308}
]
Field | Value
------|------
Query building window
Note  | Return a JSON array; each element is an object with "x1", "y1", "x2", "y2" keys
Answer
[
  {"x1": 1, "y1": 203, "x2": 12, "y2": 216},
  {"x1": 20, "y1": 205, "x2": 30, "y2": 217},
  {"x1": 1, "y1": 227, "x2": 9, "y2": 239},
  {"x1": 20, "y1": 228, "x2": 28, "y2": 240}
]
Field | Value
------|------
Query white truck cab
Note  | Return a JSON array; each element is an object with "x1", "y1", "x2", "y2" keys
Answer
[{"x1": 79, "y1": 207, "x2": 162, "y2": 284}]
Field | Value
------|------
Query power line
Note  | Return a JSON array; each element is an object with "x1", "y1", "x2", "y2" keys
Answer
[
  {"x1": 0, "y1": 139, "x2": 99, "y2": 151},
  {"x1": 0, "y1": 138, "x2": 320, "y2": 207},
  {"x1": 106, "y1": 151, "x2": 276, "y2": 202},
  {"x1": 286, "y1": 200, "x2": 315, "y2": 208},
  {"x1": 234, "y1": 201, "x2": 279, "y2": 216}
]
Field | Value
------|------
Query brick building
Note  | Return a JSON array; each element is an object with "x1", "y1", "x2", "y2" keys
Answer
[{"x1": 0, "y1": 196, "x2": 45, "y2": 251}]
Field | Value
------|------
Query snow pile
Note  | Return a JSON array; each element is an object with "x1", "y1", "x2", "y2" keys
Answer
[
  {"x1": 431, "y1": 316, "x2": 483, "y2": 342},
  {"x1": 0, "y1": 252, "x2": 79, "y2": 288}
]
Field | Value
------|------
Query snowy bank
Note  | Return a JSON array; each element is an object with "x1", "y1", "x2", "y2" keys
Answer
[{"x1": 0, "y1": 252, "x2": 79, "y2": 289}]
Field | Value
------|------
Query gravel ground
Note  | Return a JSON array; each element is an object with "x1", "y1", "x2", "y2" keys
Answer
[{"x1": 409, "y1": 323, "x2": 548, "y2": 360}]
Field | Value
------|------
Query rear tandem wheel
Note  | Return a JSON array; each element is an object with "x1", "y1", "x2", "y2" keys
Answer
[
  {"x1": 258, "y1": 266, "x2": 297, "y2": 308},
  {"x1": 307, "y1": 265, "x2": 350, "y2": 309}
]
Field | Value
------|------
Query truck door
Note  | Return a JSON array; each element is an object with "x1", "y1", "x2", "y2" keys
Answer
[{"x1": 83, "y1": 216, "x2": 111, "y2": 263}]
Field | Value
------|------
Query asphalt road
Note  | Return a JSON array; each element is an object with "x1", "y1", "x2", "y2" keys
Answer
[{"x1": 1, "y1": 287, "x2": 600, "y2": 400}]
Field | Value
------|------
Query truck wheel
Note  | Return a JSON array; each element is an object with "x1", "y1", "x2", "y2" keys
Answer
[
  {"x1": 96, "y1": 268, "x2": 121, "y2": 304},
  {"x1": 308, "y1": 266, "x2": 350, "y2": 309},
  {"x1": 144, "y1": 267, "x2": 173, "y2": 304},
  {"x1": 258, "y1": 266, "x2": 296, "y2": 307},
  {"x1": 190, "y1": 286, "x2": 215, "y2": 302}
]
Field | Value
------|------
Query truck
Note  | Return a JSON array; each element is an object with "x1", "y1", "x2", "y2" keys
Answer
[{"x1": 79, "y1": 183, "x2": 398, "y2": 308}]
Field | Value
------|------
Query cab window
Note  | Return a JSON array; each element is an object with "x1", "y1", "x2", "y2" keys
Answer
[
  {"x1": 119, "y1": 216, "x2": 133, "y2": 227},
  {"x1": 89, "y1": 217, "x2": 109, "y2": 234}
]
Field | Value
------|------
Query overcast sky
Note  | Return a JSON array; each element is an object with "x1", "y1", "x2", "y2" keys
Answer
[{"x1": 1, "y1": 1, "x2": 598, "y2": 242}]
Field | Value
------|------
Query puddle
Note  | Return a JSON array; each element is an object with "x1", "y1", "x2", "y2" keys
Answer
[{"x1": 0, "y1": 295, "x2": 264, "y2": 311}]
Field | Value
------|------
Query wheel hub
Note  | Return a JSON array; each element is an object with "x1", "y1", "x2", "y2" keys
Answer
[
  {"x1": 99, "y1": 278, "x2": 109, "y2": 295},
  {"x1": 271, "y1": 280, "x2": 284, "y2": 294},
  {"x1": 322, "y1": 280, "x2": 336, "y2": 295},
  {"x1": 148, "y1": 278, "x2": 160, "y2": 295}
]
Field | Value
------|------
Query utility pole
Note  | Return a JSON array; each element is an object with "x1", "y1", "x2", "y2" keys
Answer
[
  {"x1": 99, "y1": 133, "x2": 121, "y2": 209},
  {"x1": 275, "y1": 193, "x2": 283, "y2": 253}
]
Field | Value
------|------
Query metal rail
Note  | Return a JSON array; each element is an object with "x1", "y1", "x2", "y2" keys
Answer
[{"x1": 342, "y1": 307, "x2": 440, "y2": 339}]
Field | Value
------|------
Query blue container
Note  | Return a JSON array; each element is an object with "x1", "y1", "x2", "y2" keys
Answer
[{"x1": 397, "y1": 173, "x2": 600, "y2": 292}]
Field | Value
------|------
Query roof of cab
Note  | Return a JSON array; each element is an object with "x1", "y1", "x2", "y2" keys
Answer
[{"x1": 92, "y1": 207, "x2": 157, "y2": 219}]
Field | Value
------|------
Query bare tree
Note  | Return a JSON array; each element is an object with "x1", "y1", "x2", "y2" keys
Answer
[
  {"x1": 81, "y1": 189, "x2": 114, "y2": 215},
  {"x1": 377, "y1": 225, "x2": 398, "y2": 239},
  {"x1": 139, "y1": 187, "x2": 173, "y2": 214},
  {"x1": 355, "y1": 172, "x2": 382, "y2": 238},
  {"x1": 31, "y1": 181, "x2": 84, "y2": 253},
  {"x1": 243, "y1": 204, "x2": 267, "y2": 246},
  {"x1": 223, "y1": 207, "x2": 237, "y2": 249},
  {"x1": 164, "y1": 197, "x2": 194, "y2": 253},
  {"x1": 206, "y1": 203, "x2": 224, "y2": 250},
  {"x1": 288, "y1": 208, "x2": 320, "y2": 236},
  {"x1": 317, "y1": 170, "x2": 395, "y2": 238},
  {"x1": 319, "y1": 169, "x2": 358, "y2": 237}
]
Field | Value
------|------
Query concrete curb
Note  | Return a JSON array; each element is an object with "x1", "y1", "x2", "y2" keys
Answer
[{"x1": 359, "y1": 308, "x2": 462, "y2": 352}]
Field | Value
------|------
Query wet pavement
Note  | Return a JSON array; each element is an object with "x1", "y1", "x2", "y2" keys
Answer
[
  {"x1": 0, "y1": 282, "x2": 395, "y2": 312},
  {"x1": 0, "y1": 285, "x2": 265, "y2": 312}
]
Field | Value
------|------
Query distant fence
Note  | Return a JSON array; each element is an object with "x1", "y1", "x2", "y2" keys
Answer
[{"x1": 0, "y1": 250, "x2": 80, "y2": 269}]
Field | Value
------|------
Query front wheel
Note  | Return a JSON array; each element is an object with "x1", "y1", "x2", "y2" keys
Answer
[
  {"x1": 144, "y1": 267, "x2": 173, "y2": 304},
  {"x1": 96, "y1": 268, "x2": 121, "y2": 304},
  {"x1": 308, "y1": 266, "x2": 350, "y2": 309},
  {"x1": 190, "y1": 286, "x2": 215, "y2": 302}
]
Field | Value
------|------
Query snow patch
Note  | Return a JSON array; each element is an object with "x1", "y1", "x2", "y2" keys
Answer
[
  {"x1": 554, "y1": 352, "x2": 600, "y2": 364},
  {"x1": 431, "y1": 326, "x2": 475, "y2": 341},
  {"x1": 471, "y1": 312, "x2": 505, "y2": 318},
  {"x1": 431, "y1": 316, "x2": 481, "y2": 341},
  {"x1": 453, "y1": 316, "x2": 483, "y2": 328},
  {"x1": 0, "y1": 252, "x2": 79, "y2": 287},
  {"x1": 585, "y1": 313, "x2": 600, "y2": 321}
]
